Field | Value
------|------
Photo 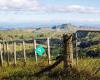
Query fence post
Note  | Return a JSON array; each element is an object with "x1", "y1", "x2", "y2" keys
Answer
[
  {"x1": 0, "y1": 43, "x2": 3, "y2": 67},
  {"x1": 2, "y1": 40, "x2": 5, "y2": 58},
  {"x1": 47, "y1": 37, "x2": 51, "y2": 65},
  {"x1": 22, "y1": 40, "x2": 26, "y2": 65},
  {"x1": 63, "y1": 33, "x2": 73, "y2": 73},
  {"x1": 6, "y1": 41, "x2": 10, "y2": 66},
  {"x1": 75, "y1": 32, "x2": 78, "y2": 65},
  {"x1": 13, "y1": 41, "x2": 16, "y2": 66},
  {"x1": 34, "y1": 39, "x2": 38, "y2": 64}
]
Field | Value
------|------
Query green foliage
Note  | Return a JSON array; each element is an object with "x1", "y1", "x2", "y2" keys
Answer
[
  {"x1": 0, "y1": 30, "x2": 34, "y2": 40},
  {"x1": 79, "y1": 49, "x2": 87, "y2": 57},
  {"x1": 51, "y1": 47, "x2": 63, "y2": 57},
  {"x1": 0, "y1": 29, "x2": 53, "y2": 40}
]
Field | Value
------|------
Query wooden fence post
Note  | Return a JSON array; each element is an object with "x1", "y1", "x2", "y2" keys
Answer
[
  {"x1": 34, "y1": 39, "x2": 38, "y2": 64},
  {"x1": 47, "y1": 37, "x2": 51, "y2": 65},
  {"x1": 6, "y1": 41, "x2": 10, "y2": 66},
  {"x1": 0, "y1": 43, "x2": 3, "y2": 67},
  {"x1": 2, "y1": 40, "x2": 5, "y2": 58},
  {"x1": 75, "y1": 32, "x2": 78, "y2": 65},
  {"x1": 22, "y1": 40, "x2": 26, "y2": 65},
  {"x1": 63, "y1": 33, "x2": 73, "y2": 73},
  {"x1": 13, "y1": 41, "x2": 16, "y2": 66}
]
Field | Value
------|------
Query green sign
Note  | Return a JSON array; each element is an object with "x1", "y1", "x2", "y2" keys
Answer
[{"x1": 35, "y1": 45, "x2": 45, "y2": 56}]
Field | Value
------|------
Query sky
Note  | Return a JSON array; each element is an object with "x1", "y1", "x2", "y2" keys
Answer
[{"x1": 0, "y1": 0, "x2": 100, "y2": 28}]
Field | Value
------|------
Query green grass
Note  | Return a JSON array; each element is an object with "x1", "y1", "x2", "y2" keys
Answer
[
  {"x1": 0, "y1": 58, "x2": 100, "y2": 80},
  {"x1": 77, "y1": 58, "x2": 100, "y2": 77}
]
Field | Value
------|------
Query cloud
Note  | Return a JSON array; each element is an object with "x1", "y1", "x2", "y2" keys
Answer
[
  {"x1": 0, "y1": 0, "x2": 100, "y2": 14},
  {"x1": 0, "y1": 0, "x2": 43, "y2": 11},
  {"x1": 47, "y1": 5, "x2": 100, "y2": 14}
]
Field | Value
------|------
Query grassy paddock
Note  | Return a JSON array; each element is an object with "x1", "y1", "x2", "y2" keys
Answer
[{"x1": 0, "y1": 58, "x2": 100, "y2": 80}]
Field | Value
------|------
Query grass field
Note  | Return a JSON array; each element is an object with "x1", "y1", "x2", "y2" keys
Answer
[{"x1": 0, "y1": 58, "x2": 100, "y2": 80}]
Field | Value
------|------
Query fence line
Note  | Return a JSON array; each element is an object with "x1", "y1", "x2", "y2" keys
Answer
[{"x1": 0, "y1": 38, "x2": 52, "y2": 67}]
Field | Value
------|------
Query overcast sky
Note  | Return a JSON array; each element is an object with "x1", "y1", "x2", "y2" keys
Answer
[{"x1": 0, "y1": 0, "x2": 100, "y2": 27}]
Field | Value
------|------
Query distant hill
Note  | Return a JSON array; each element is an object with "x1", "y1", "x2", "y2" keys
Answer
[
  {"x1": 33, "y1": 23, "x2": 77, "y2": 33},
  {"x1": 1, "y1": 23, "x2": 99, "y2": 40},
  {"x1": 51, "y1": 23, "x2": 77, "y2": 33},
  {"x1": 0, "y1": 27, "x2": 15, "y2": 30}
]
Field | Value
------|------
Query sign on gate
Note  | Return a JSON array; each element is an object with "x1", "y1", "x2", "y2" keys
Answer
[{"x1": 35, "y1": 45, "x2": 45, "y2": 56}]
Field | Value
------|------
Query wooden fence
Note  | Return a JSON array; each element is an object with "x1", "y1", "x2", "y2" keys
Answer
[{"x1": 0, "y1": 38, "x2": 51, "y2": 67}]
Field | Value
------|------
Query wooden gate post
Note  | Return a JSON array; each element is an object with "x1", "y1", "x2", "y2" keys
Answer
[
  {"x1": 0, "y1": 43, "x2": 3, "y2": 67},
  {"x1": 63, "y1": 33, "x2": 73, "y2": 72}
]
